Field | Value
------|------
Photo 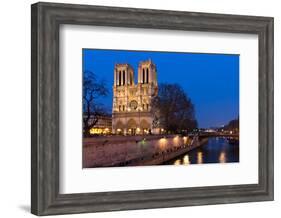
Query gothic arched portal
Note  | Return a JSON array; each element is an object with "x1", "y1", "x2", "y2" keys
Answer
[
  {"x1": 115, "y1": 120, "x2": 125, "y2": 134},
  {"x1": 127, "y1": 119, "x2": 137, "y2": 135},
  {"x1": 140, "y1": 119, "x2": 150, "y2": 134}
]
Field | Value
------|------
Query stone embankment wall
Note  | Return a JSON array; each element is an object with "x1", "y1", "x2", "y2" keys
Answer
[{"x1": 83, "y1": 135, "x2": 206, "y2": 168}]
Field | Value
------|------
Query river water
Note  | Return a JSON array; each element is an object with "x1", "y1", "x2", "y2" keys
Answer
[{"x1": 164, "y1": 137, "x2": 239, "y2": 165}]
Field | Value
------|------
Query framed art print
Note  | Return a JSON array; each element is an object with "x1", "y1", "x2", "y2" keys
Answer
[{"x1": 31, "y1": 2, "x2": 274, "y2": 215}]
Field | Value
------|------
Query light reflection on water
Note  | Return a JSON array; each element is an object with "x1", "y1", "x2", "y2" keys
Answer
[
  {"x1": 219, "y1": 151, "x2": 227, "y2": 163},
  {"x1": 183, "y1": 155, "x2": 190, "y2": 165},
  {"x1": 165, "y1": 137, "x2": 239, "y2": 166},
  {"x1": 197, "y1": 151, "x2": 203, "y2": 164}
]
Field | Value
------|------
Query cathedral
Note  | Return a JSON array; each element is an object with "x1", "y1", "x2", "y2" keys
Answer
[{"x1": 112, "y1": 59, "x2": 158, "y2": 135}]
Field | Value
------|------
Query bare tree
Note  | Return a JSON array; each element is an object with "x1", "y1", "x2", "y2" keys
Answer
[
  {"x1": 83, "y1": 71, "x2": 108, "y2": 137},
  {"x1": 151, "y1": 83, "x2": 197, "y2": 134}
]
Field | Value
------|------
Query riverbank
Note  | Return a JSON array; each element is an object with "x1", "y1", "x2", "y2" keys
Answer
[
  {"x1": 83, "y1": 134, "x2": 207, "y2": 168},
  {"x1": 127, "y1": 137, "x2": 208, "y2": 166},
  {"x1": 165, "y1": 137, "x2": 240, "y2": 165}
]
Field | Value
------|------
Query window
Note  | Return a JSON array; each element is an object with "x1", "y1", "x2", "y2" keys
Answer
[
  {"x1": 119, "y1": 105, "x2": 121, "y2": 111},
  {"x1": 123, "y1": 70, "x2": 125, "y2": 85},
  {"x1": 115, "y1": 71, "x2": 117, "y2": 86},
  {"x1": 123, "y1": 105, "x2": 125, "y2": 111},
  {"x1": 118, "y1": 71, "x2": 121, "y2": 86},
  {"x1": 146, "y1": 68, "x2": 149, "y2": 83},
  {"x1": 142, "y1": 68, "x2": 145, "y2": 84},
  {"x1": 130, "y1": 73, "x2": 132, "y2": 85}
]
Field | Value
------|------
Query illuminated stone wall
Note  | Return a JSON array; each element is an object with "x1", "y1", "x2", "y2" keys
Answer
[{"x1": 83, "y1": 135, "x2": 193, "y2": 167}]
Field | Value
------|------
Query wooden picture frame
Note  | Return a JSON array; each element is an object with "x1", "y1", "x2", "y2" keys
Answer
[{"x1": 31, "y1": 2, "x2": 274, "y2": 215}]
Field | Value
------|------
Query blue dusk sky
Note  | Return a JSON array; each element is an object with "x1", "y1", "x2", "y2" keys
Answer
[{"x1": 83, "y1": 49, "x2": 239, "y2": 128}]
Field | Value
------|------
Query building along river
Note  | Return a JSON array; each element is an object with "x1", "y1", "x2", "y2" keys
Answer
[{"x1": 164, "y1": 137, "x2": 239, "y2": 165}]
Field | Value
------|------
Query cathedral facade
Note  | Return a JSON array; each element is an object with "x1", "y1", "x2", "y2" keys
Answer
[{"x1": 112, "y1": 59, "x2": 158, "y2": 135}]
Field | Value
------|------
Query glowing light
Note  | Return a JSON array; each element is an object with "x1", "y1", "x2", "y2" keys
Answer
[
  {"x1": 183, "y1": 136, "x2": 189, "y2": 145},
  {"x1": 90, "y1": 128, "x2": 111, "y2": 135},
  {"x1": 89, "y1": 128, "x2": 102, "y2": 134},
  {"x1": 140, "y1": 138, "x2": 147, "y2": 146},
  {"x1": 197, "y1": 151, "x2": 203, "y2": 164},
  {"x1": 159, "y1": 137, "x2": 167, "y2": 150},
  {"x1": 136, "y1": 127, "x2": 140, "y2": 132},
  {"x1": 174, "y1": 160, "x2": 181, "y2": 165},
  {"x1": 183, "y1": 155, "x2": 190, "y2": 165},
  {"x1": 219, "y1": 152, "x2": 226, "y2": 163}
]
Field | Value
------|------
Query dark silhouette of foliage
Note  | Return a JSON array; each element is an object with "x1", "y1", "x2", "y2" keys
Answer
[
  {"x1": 224, "y1": 117, "x2": 239, "y2": 132},
  {"x1": 151, "y1": 83, "x2": 197, "y2": 134}
]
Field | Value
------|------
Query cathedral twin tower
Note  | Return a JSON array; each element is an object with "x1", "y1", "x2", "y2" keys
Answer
[{"x1": 112, "y1": 59, "x2": 158, "y2": 135}]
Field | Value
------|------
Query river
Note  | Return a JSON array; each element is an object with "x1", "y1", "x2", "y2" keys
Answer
[{"x1": 164, "y1": 137, "x2": 239, "y2": 165}]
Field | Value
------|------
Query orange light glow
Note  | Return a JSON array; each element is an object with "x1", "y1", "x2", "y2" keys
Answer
[
  {"x1": 197, "y1": 151, "x2": 203, "y2": 164},
  {"x1": 183, "y1": 155, "x2": 190, "y2": 165}
]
